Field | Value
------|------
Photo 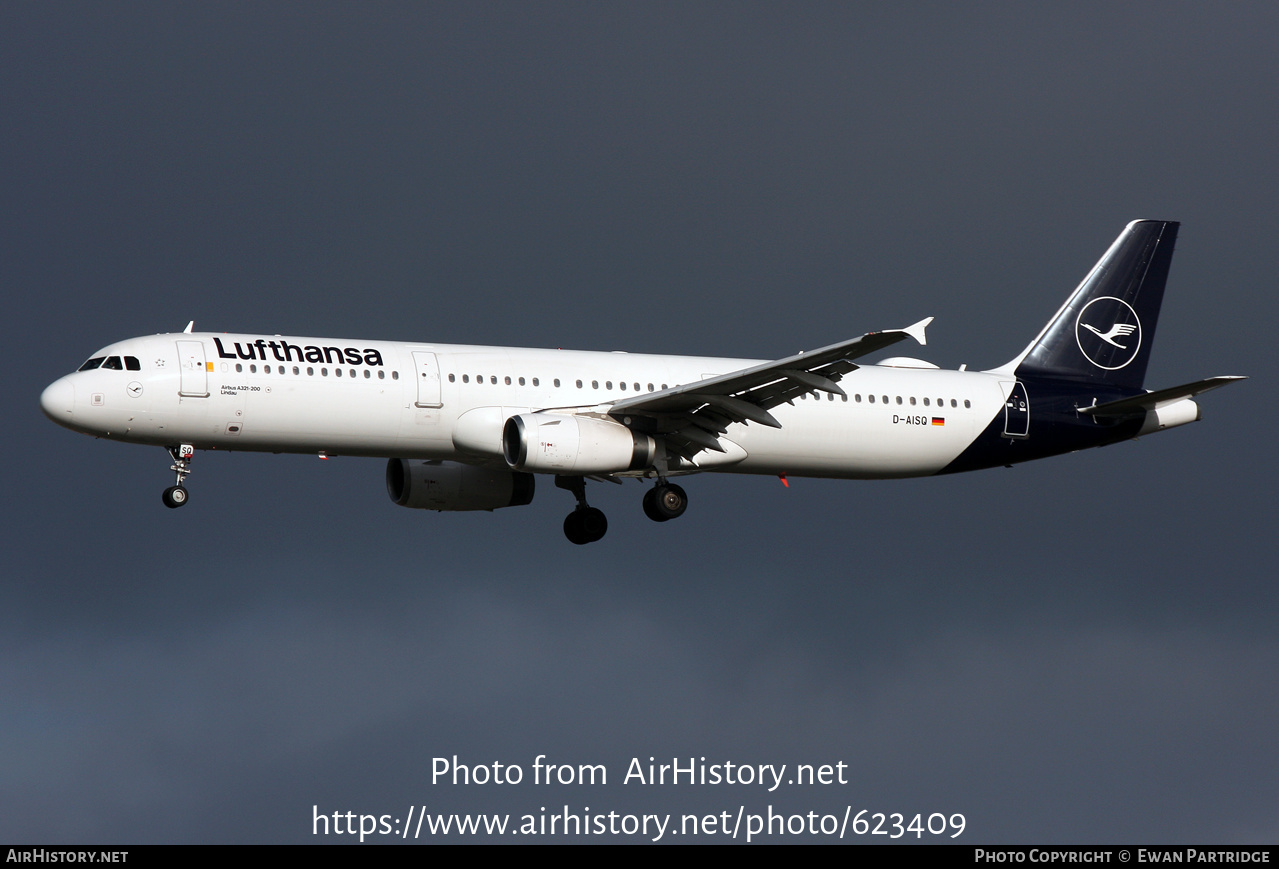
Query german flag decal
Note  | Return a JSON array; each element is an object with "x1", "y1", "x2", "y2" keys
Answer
[{"x1": 931, "y1": 417, "x2": 945, "y2": 426}]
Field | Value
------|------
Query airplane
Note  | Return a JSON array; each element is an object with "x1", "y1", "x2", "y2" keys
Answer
[{"x1": 41, "y1": 220, "x2": 1244, "y2": 544}]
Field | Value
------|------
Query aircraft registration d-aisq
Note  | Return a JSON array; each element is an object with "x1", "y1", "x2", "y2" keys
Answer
[{"x1": 42, "y1": 220, "x2": 1243, "y2": 544}]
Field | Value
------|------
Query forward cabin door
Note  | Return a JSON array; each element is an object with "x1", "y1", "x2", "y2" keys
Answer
[
  {"x1": 176, "y1": 340, "x2": 209, "y2": 398},
  {"x1": 413, "y1": 351, "x2": 443, "y2": 408}
]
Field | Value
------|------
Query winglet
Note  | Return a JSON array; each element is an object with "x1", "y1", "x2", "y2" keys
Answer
[
  {"x1": 901, "y1": 316, "x2": 932, "y2": 346},
  {"x1": 183, "y1": 321, "x2": 195, "y2": 334}
]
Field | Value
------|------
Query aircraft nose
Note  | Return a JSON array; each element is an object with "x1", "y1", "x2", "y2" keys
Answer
[{"x1": 40, "y1": 376, "x2": 75, "y2": 423}]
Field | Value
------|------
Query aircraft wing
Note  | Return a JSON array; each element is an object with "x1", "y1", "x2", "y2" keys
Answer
[
  {"x1": 607, "y1": 318, "x2": 932, "y2": 459},
  {"x1": 1079, "y1": 375, "x2": 1247, "y2": 419}
]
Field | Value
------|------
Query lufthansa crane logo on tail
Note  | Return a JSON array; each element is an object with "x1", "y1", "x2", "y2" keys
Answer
[
  {"x1": 1081, "y1": 322, "x2": 1136, "y2": 347},
  {"x1": 1075, "y1": 297, "x2": 1141, "y2": 370}
]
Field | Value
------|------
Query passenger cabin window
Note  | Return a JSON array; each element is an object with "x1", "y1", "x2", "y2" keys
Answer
[{"x1": 392, "y1": 371, "x2": 399, "y2": 380}]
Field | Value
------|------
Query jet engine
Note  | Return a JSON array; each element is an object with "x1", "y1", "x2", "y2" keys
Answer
[
  {"x1": 503, "y1": 413, "x2": 655, "y2": 474},
  {"x1": 386, "y1": 459, "x2": 535, "y2": 511}
]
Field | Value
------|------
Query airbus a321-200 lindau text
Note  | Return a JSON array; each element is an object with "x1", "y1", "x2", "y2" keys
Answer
[{"x1": 42, "y1": 220, "x2": 1244, "y2": 544}]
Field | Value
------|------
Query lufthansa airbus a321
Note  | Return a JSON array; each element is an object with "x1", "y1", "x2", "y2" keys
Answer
[{"x1": 41, "y1": 221, "x2": 1243, "y2": 544}]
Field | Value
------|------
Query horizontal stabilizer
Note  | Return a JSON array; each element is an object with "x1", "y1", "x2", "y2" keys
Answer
[{"x1": 1080, "y1": 376, "x2": 1246, "y2": 418}]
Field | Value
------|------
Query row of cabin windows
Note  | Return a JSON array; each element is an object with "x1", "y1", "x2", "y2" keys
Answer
[
  {"x1": 233, "y1": 362, "x2": 399, "y2": 380},
  {"x1": 788, "y1": 392, "x2": 973, "y2": 408},
  {"x1": 79, "y1": 356, "x2": 142, "y2": 371},
  {"x1": 440, "y1": 372, "x2": 972, "y2": 410},
  {"x1": 447, "y1": 374, "x2": 670, "y2": 392},
  {"x1": 76, "y1": 355, "x2": 973, "y2": 411},
  {"x1": 849, "y1": 394, "x2": 970, "y2": 408}
]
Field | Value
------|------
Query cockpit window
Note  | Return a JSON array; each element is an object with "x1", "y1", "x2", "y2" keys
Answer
[
  {"x1": 102, "y1": 356, "x2": 124, "y2": 370},
  {"x1": 78, "y1": 357, "x2": 105, "y2": 371},
  {"x1": 125, "y1": 356, "x2": 141, "y2": 370}
]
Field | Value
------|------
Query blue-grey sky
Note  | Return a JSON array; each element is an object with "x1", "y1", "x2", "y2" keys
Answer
[{"x1": 3, "y1": 2, "x2": 1275, "y2": 843}]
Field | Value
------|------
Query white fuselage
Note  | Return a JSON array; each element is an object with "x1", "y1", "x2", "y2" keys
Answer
[{"x1": 42, "y1": 332, "x2": 1012, "y2": 479}]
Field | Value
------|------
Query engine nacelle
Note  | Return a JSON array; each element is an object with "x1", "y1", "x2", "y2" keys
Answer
[
  {"x1": 503, "y1": 413, "x2": 656, "y2": 474},
  {"x1": 386, "y1": 459, "x2": 535, "y2": 511}
]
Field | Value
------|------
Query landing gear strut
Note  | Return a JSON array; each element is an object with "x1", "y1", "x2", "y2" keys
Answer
[
  {"x1": 162, "y1": 444, "x2": 194, "y2": 509},
  {"x1": 642, "y1": 481, "x2": 688, "y2": 522},
  {"x1": 557, "y1": 475, "x2": 607, "y2": 545}
]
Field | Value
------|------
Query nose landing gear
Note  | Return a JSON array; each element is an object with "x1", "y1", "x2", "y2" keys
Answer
[{"x1": 162, "y1": 444, "x2": 194, "y2": 509}]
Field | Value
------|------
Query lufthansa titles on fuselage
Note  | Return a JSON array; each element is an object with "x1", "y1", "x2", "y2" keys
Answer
[{"x1": 213, "y1": 336, "x2": 384, "y2": 367}]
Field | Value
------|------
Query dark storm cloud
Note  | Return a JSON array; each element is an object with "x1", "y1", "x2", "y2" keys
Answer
[
  {"x1": 3, "y1": 2, "x2": 1276, "y2": 844},
  {"x1": 7, "y1": 560, "x2": 1277, "y2": 842}
]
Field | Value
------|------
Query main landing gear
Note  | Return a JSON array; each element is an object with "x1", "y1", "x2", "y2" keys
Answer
[
  {"x1": 642, "y1": 482, "x2": 688, "y2": 522},
  {"x1": 556, "y1": 475, "x2": 691, "y2": 544},
  {"x1": 162, "y1": 444, "x2": 194, "y2": 509},
  {"x1": 557, "y1": 476, "x2": 608, "y2": 545}
]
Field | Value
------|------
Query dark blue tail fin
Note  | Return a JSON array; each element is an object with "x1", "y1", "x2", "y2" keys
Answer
[{"x1": 1004, "y1": 220, "x2": 1179, "y2": 391}]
